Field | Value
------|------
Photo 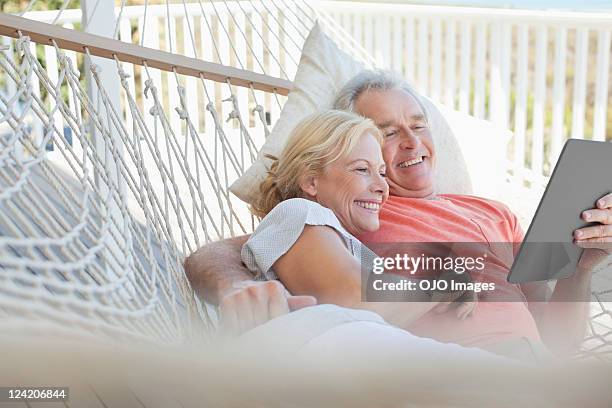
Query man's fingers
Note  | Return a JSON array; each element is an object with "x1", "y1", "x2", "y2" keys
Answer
[
  {"x1": 574, "y1": 224, "x2": 612, "y2": 240},
  {"x1": 581, "y1": 209, "x2": 612, "y2": 225},
  {"x1": 287, "y1": 295, "x2": 317, "y2": 311},
  {"x1": 575, "y1": 237, "x2": 612, "y2": 246},
  {"x1": 596, "y1": 192, "x2": 612, "y2": 209}
]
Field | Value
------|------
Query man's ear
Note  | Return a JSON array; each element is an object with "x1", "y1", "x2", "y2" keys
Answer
[{"x1": 299, "y1": 174, "x2": 318, "y2": 198}]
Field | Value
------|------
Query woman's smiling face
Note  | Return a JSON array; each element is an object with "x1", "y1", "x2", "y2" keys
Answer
[{"x1": 303, "y1": 132, "x2": 389, "y2": 236}]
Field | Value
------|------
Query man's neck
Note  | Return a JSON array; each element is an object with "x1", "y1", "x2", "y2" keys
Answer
[{"x1": 389, "y1": 189, "x2": 438, "y2": 200}]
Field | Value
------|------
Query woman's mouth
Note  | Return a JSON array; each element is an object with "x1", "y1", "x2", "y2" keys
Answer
[{"x1": 398, "y1": 156, "x2": 424, "y2": 168}]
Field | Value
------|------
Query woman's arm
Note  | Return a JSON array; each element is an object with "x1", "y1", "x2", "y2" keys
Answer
[{"x1": 274, "y1": 225, "x2": 437, "y2": 328}]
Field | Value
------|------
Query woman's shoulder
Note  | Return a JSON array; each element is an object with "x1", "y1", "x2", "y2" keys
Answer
[
  {"x1": 243, "y1": 198, "x2": 356, "y2": 281},
  {"x1": 264, "y1": 198, "x2": 343, "y2": 229}
]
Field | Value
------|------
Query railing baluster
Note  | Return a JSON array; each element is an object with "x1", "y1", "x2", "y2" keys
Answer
[
  {"x1": 514, "y1": 24, "x2": 528, "y2": 184},
  {"x1": 459, "y1": 20, "x2": 471, "y2": 114},
  {"x1": 165, "y1": 16, "x2": 181, "y2": 136},
  {"x1": 63, "y1": 23, "x2": 84, "y2": 166},
  {"x1": 444, "y1": 19, "x2": 456, "y2": 109},
  {"x1": 377, "y1": 13, "x2": 391, "y2": 68},
  {"x1": 200, "y1": 10, "x2": 215, "y2": 136},
  {"x1": 2, "y1": 36, "x2": 16, "y2": 97},
  {"x1": 489, "y1": 23, "x2": 502, "y2": 124},
  {"x1": 44, "y1": 44, "x2": 65, "y2": 143},
  {"x1": 473, "y1": 22, "x2": 486, "y2": 119},
  {"x1": 235, "y1": 12, "x2": 250, "y2": 129},
  {"x1": 339, "y1": 9, "x2": 349, "y2": 34},
  {"x1": 391, "y1": 15, "x2": 402, "y2": 73},
  {"x1": 266, "y1": 8, "x2": 281, "y2": 123},
  {"x1": 571, "y1": 28, "x2": 589, "y2": 140},
  {"x1": 551, "y1": 27, "x2": 567, "y2": 166},
  {"x1": 139, "y1": 15, "x2": 161, "y2": 133},
  {"x1": 417, "y1": 18, "x2": 429, "y2": 95},
  {"x1": 363, "y1": 12, "x2": 373, "y2": 57},
  {"x1": 430, "y1": 18, "x2": 442, "y2": 103},
  {"x1": 404, "y1": 16, "x2": 415, "y2": 83},
  {"x1": 183, "y1": 15, "x2": 199, "y2": 135},
  {"x1": 119, "y1": 18, "x2": 136, "y2": 134},
  {"x1": 500, "y1": 22, "x2": 512, "y2": 131},
  {"x1": 532, "y1": 26, "x2": 548, "y2": 179},
  {"x1": 352, "y1": 13, "x2": 362, "y2": 51},
  {"x1": 593, "y1": 29, "x2": 611, "y2": 142},
  {"x1": 28, "y1": 42, "x2": 43, "y2": 148},
  {"x1": 248, "y1": 8, "x2": 266, "y2": 140}
]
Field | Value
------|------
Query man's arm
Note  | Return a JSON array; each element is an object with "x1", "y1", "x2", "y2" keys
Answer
[
  {"x1": 183, "y1": 235, "x2": 251, "y2": 305},
  {"x1": 184, "y1": 235, "x2": 317, "y2": 335},
  {"x1": 522, "y1": 192, "x2": 612, "y2": 355}
]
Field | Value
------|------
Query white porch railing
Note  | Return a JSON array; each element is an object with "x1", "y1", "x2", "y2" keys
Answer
[{"x1": 6, "y1": 1, "x2": 612, "y2": 191}]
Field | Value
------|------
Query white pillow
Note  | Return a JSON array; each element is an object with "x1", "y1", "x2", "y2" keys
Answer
[
  {"x1": 435, "y1": 103, "x2": 512, "y2": 201},
  {"x1": 230, "y1": 23, "x2": 509, "y2": 204}
]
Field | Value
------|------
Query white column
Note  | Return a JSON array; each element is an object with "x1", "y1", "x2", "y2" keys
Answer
[{"x1": 82, "y1": 0, "x2": 129, "y2": 288}]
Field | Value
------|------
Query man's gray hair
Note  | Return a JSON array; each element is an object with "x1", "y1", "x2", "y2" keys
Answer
[{"x1": 333, "y1": 69, "x2": 429, "y2": 122}]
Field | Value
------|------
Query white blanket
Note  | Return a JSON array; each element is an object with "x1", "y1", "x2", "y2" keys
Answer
[{"x1": 239, "y1": 304, "x2": 508, "y2": 363}]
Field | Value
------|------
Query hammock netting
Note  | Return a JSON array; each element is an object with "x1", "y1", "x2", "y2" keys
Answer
[{"x1": 0, "y1": 0, "x2": 610, "y2": 359}]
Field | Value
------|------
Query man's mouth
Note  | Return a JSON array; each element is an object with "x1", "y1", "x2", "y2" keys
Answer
[
  {"x1": 398, "y1": 156, "x2": 424, "y2": 168},
  {"x1": 354, "y1": 201, "x2": 381, "y2": 211}
]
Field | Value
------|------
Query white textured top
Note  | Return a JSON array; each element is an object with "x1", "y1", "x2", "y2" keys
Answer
[{"x1": 241, "y1": 198, "x2": 370, "y2": 281}]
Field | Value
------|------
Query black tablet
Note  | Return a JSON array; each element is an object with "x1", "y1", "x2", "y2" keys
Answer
[{"x1": 507, "y1": 139, "x2": 612, "y2": 283}]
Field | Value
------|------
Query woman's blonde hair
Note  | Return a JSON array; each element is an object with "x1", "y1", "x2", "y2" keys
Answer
[{"x1": 251, "y1": 110, "x2": 383, "y2": 217}]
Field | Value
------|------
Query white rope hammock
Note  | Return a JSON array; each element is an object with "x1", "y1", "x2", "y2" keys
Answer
[{"x1": 0, "y1": 0, "x2": 611, "y2": 359}]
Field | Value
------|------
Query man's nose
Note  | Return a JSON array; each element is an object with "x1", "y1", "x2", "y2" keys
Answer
[{"x1": 399, "y1": 130, "x2": 421, "y2": 149}]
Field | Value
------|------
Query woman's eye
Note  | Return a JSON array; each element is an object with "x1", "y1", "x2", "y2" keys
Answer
[
  {"x1": 379, "y1": 173, "x2": 386, "y2": 177},
  {"x1": 355, "y1": 168, "x2": 368, "y2": 173},
  {"x1": 385, "y1": 130, "x2": 397, "y2": 137}
]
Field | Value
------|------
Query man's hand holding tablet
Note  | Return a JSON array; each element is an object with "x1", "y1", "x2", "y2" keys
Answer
[{"x1": 574, "y1": 192, "x2": 612, "y2": 272}]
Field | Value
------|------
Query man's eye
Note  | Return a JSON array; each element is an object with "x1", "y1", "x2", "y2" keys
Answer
[
  {"x1": 379, "y1": 172, "x2": 387, "y2": 177},
  {"x1": 355, "y1": 168, "x2": 368, "y2": 173},
  {"x1": 385, "y1": 130, "x2": 398, "y2": 137}
]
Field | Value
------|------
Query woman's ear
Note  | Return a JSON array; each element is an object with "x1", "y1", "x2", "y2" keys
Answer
[{"x1": 299, "y1": 174, "x2": 318, "y2": 198}]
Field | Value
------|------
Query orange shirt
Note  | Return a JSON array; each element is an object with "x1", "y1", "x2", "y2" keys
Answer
[{"x1": 357, "y1": 194, "x2": 541, "y2": 348}]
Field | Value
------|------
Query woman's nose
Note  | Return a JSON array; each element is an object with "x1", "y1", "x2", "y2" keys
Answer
[{"x1": 372, "y1": 173, "x2": 388, "y2": 195}]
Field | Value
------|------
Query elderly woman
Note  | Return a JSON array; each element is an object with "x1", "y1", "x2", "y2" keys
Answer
[{"x1": 240, "y1": 110, "x2": 469, "y2": 333}]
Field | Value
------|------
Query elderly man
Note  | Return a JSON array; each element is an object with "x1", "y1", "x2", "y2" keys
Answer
[{"x1": 185, "y1": 70, "x2": 612, "y2": 356}]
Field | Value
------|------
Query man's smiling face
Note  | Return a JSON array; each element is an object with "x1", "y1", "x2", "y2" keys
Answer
[{"x1": 354, "y1": 88, "x2": 436, "y2": 199}]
